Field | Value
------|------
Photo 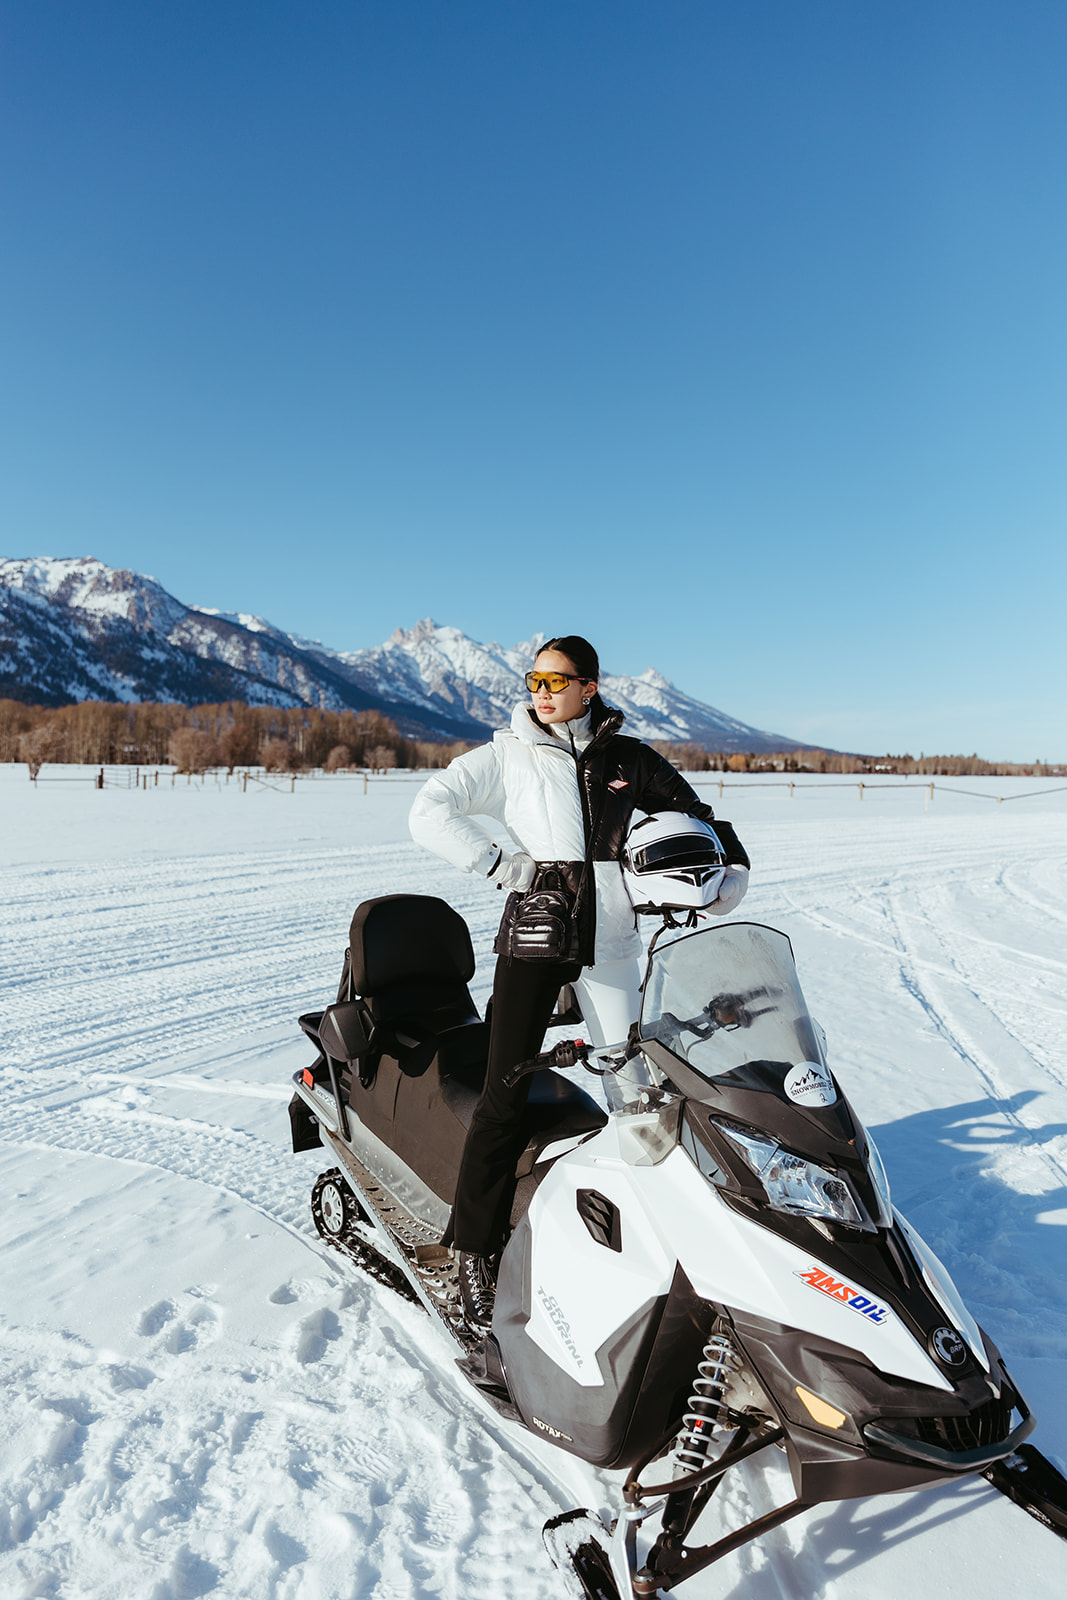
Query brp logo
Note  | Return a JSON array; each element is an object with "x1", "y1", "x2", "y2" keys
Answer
[{"x1": 930, "y1": 1326, "x2": 969, "y2": 1368}]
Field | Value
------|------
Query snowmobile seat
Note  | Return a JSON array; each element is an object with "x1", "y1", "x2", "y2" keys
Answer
[
  {"x1": 333, "y1": 893, "x2": 606, "y2": 1205},
  {"x1": 348, "y1": 893, "x2": 483, "y2": 1067}
]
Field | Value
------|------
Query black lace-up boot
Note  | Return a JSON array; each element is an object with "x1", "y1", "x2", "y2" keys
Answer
[{"x1": 457, "y1": 1251, "x2": 497, "y2": 1329}]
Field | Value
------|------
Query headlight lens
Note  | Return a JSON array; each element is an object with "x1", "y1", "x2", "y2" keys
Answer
[{"x1": 715, "y1": 1122, "x2": 873, "y2": 1230}]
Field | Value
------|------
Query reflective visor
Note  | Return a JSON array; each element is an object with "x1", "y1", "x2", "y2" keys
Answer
[{"x1": 630, "y1": 837, "x2": 726, "y2": 873}]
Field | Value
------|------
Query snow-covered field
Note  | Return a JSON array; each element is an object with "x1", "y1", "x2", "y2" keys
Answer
[{"x1": 2, "y1": 765, "x2": 1066, "y2": 1600}]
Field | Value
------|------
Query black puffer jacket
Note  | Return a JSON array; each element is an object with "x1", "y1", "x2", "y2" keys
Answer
[
  {"x1": 575, "y1": 708, "x2": 750, "y2": 871},
  {"x1": 564, "y1": 707, "x2": 749, "y2": 961}
]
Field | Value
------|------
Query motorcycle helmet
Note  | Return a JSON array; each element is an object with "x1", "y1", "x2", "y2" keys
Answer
[{"x1": 621, "y1": 812, "x2": 727, "y2": 913}]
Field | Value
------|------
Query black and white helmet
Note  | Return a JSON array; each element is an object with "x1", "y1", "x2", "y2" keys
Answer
[{"x1": 621, "y1": 812, "x2": 727, "y2": 913}]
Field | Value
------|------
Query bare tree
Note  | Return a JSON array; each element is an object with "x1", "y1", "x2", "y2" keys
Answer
[
  {"x1": 18, "y1": 724, "x2": 62, "y2": 781},
  {"x1": 219, "y1": 720, "x2": 260, "y2": 772},
  {"x1": 169, "y1": 727, "x2": 220, "y2": 773},
  {"x1": 325, "y1": 744, "x2": 352, "y2": 772},
  {"x1": 261, "y1": 737, "x2": 299, "y2": 772},
  {"x1": 366, "y1": 745, "x2": 397, "y2": 774}
]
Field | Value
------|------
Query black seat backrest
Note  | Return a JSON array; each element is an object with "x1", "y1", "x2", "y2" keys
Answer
[{"x1": 349, "y1": 894, "x2": 480, "y2": 1034}]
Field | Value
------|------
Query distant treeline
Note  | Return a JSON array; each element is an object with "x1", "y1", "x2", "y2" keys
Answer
[
  {"x1": 0, "y1": 699, "x2": 471, "y2": 774},
  {"x1": 1, "y1": 701, "x2": 1060, "y2": 778},
  {"x1": 649, "y1": 742, "x2": 1064, "y2": 778}
]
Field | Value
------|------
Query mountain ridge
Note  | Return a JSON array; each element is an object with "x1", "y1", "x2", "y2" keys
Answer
[{"x1": 0, "y1": 557, "x2": 800, "y2": 751}]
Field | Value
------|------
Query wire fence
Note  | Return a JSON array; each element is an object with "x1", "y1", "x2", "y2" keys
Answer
[
  {"x1": 23, "y1": 767, "x2": 1067, "y2": 806},
  {"x1": 689, "y1": 778, "x2": 1067, "y2": 805},
  {"x1": 30, "y1": 766, "x2": 303, "y2": 792}
]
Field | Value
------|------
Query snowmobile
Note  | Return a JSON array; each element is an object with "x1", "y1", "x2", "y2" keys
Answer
[{"x1": 287, "y1": 893, "x2": 1067, "y2": 1596}]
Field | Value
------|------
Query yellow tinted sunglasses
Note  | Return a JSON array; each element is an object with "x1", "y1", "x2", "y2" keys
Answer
[{"x1": 525, "y1": 671, "x2": 590, "y2": 694}]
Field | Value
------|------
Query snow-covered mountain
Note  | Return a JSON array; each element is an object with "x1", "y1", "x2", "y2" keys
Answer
[
  {"x1": 0, "y1": 558, "x2": 477, "y2": 741},
  {"x1": 0, "y1": 557, "x2": 797, "y2": 750},
  {"x1": 333, "y1": 618, "x2": 796, "y2": 749}
]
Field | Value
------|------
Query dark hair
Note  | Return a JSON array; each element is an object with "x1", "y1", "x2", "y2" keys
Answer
[
  {"x1": 535, "y1": 634, "x2": 612, "y2": 729},
  {"x1": 537, "y1": 634, "x2": 599, "y2": 681}
]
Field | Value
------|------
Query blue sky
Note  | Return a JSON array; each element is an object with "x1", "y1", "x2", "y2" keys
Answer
[{"x1": 2, "y1": 1, "x2": 1064, "y2": 760}]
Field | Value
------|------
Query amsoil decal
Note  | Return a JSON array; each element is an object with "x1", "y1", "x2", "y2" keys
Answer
[
  {"x1": 784, "y1": 1062, "x2": 837, "y2": 1107},
  {"x1": 796, "y1": 1266, "x2": 890, "y2": 1324}
]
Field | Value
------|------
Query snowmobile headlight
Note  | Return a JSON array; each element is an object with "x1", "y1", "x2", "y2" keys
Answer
[
  {"x1": 715, "y1": 1123, "x2": 870, "y2": 1229},
  {"x1": 761, "y1": 1151, "x2": 867, "y2": 1227}
]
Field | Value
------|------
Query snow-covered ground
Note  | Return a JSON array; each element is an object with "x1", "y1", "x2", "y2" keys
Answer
[{"x1": 2, "y1": 765, "x2": 1066, "y2": 1600}]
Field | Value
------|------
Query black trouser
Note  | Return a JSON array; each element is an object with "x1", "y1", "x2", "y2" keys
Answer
[{"x1": 451, "y1": 954, "x2": 582, "y2": 1256}]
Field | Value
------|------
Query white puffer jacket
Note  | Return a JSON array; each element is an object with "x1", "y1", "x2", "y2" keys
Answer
[{"x1": 408, "y1": 703, "x2": 641, "y2": 964}]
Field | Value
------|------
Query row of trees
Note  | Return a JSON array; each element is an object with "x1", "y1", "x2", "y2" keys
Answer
[
  {"x1": 0, "y1": 699, "x2": 472, "y2": 775},
  {"x1": 2, "y1": 699, "x2": 1060, "y2": 779},
  {"x1": 650, "y1": 742, "x2": 1064, "y2": 778}
]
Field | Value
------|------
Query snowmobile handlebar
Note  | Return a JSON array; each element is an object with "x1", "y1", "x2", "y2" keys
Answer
[{"x1": 502, "y1": 1037, "x2": 591, "y2": 1088}]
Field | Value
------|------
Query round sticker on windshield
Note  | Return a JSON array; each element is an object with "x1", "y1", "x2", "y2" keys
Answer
[{"x1": 784, "y1": 1062, "x2": 837, "y2": 1107}]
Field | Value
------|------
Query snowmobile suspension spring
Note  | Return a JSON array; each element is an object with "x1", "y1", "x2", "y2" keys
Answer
[{"x1": 676, "y1": 1332, "x2": 736, "y2": 1474}]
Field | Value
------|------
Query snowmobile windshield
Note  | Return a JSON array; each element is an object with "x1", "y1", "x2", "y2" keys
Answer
[{"x1": 639, "y1": 923, "x2": 826, "y2": 1085}]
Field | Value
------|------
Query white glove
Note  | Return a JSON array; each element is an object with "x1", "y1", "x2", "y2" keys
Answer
[
  {"x1": 707, "y1": 865, "x2": 749, "y2": 916},
  {"x1": 488, "y1": 849, "x2": 537, "y2": 892}
]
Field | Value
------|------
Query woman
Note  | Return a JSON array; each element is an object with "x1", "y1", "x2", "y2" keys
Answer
[{"x1": 408, "y1": 635, "x2": 750, "y2": 1325}]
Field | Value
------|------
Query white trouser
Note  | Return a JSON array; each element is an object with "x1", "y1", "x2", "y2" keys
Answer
[
  {"x1": 572, "y1": 956, "x2": 643, "y2": 1048},
  {"x1": 573, "y1": 957, "x2": 650, "y2": 1109}
]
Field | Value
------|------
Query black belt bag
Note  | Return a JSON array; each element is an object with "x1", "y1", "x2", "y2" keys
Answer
[{"x1": 494, "y1": 860, "x2": 585, "y2": 962}]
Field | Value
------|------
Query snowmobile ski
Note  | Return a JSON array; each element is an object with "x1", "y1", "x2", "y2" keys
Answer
[
  {"x1": 984, "y1": 1444, "x2": 1067, "y2": 1540},
  {"x1": 542, "y1": 1509, "x2": 622, "y2": 1600}
]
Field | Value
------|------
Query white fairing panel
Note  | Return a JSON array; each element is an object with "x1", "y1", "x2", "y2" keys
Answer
[
  {"x1": 526, "y1": 1123, "x2": 953, "y2": 1393},
  {"x1": 895, "y1": 1209, "x2": 989, "y2": 1372}
]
